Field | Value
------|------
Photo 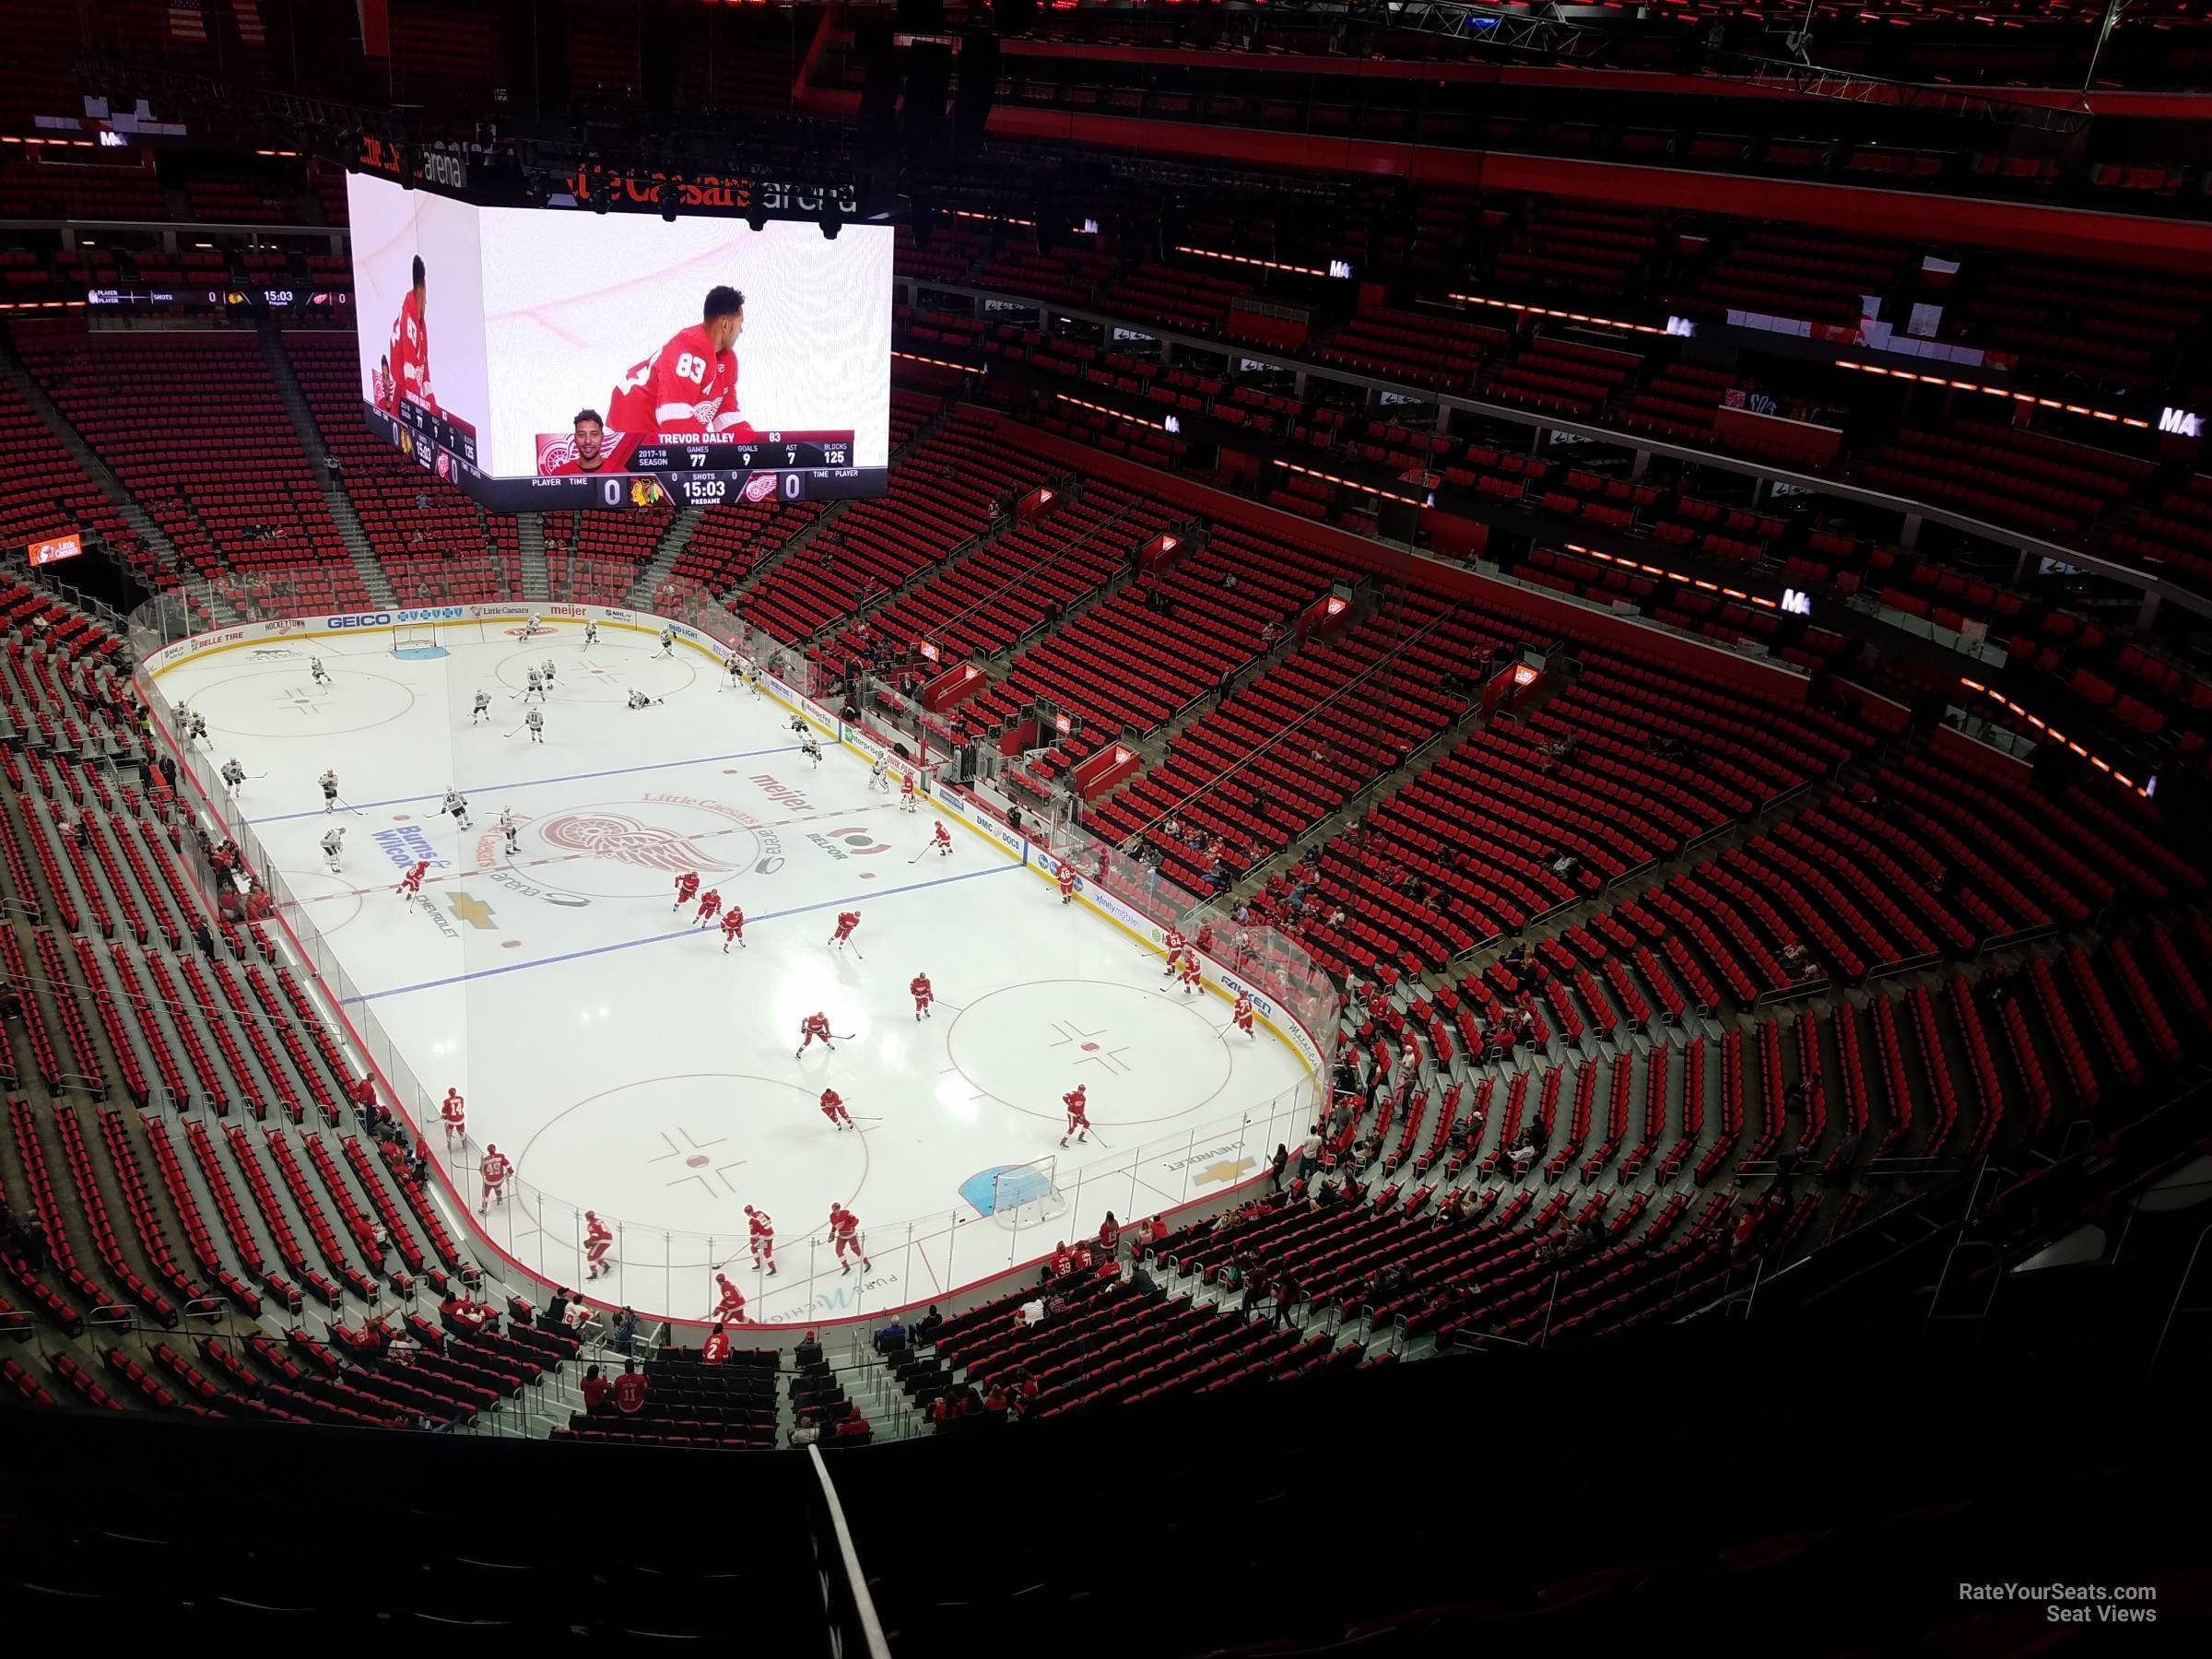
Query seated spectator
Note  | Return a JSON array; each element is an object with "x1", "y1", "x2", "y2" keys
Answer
[
  {"x1": 790, "y1": 1411, "x2": 820, "y2": 1447},
  {"x1": 913, "y1": 1305, "x2": 944, "y2": 1346},
  {"x1": 701, "y1": 1323, "x2": 732, "y2": 1365},
  {"x1": 795, "y1": 1328, "x2": 825, "y2": 1369},
  {"x1": 874, "y1": 1316, "x2": 908, "y2": 1355},
  {"x1": 611, "y1": 1360, "x2": 649, "y2": 1416}
]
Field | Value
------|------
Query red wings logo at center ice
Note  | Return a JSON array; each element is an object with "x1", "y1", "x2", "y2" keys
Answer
[{"x1": 537, "y1": 812, "x2": 734, "y2": 874}]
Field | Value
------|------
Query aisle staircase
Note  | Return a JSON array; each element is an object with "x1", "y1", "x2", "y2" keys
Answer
[
  {"x1": 255, "y1": 326, "x2": 395, "y2": 610},
  {"x1": 516, "y1": 514, "x2": 551, "y2": 604}
]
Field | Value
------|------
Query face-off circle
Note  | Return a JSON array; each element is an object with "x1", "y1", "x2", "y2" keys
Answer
[
  {"x1": 514, "y1": 1072, "x2": 870, "y2": 1265},
  {"x1": 945, "y1": 980, "x2": 1235, "y2": 1126},
  {"x1": 187, "y1": 665, "x2": 417, "y2": 738}
]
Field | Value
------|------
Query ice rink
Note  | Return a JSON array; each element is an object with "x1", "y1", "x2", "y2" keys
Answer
[{"x1": 152, "y1": 617, "x2": 1314, "y2": 1327}]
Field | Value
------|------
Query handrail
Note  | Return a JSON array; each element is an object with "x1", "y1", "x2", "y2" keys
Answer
[{"x1": 1122, "y1": 595, "x2": 1459, "y2": 850}]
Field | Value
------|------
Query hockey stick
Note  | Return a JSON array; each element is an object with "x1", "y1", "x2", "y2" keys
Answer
[
  {"x1": 247, "y1": 771, "x2": 270, "y2": 779},
  {"x1": 907, "y1": 847, "x2": 929, "y2": 865},
  {"x1": 834, "y1": 1031, "x2": 858, "y2": 1041},
  {"x1": 504, "y1": 724, "x2": 525, "y2": 737},
  {"x1": 848, "y1": 945, "x2": 867, "y2": 962},
  {"x1": 336, "y1": 797, "x2": 365, "y2": 817}
]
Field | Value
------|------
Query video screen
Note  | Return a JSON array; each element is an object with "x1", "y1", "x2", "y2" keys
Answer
[{"x1": 345, "y1": 173, "x2": 895, "y2": 512}]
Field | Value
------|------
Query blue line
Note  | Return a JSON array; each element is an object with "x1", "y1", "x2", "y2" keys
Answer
[
  {"x1": 245, "y1": 744, "x2": 804, "y2": 826},
  {"x1": 340, "y1": 861, "x2": 1022, "y2": 1005}
]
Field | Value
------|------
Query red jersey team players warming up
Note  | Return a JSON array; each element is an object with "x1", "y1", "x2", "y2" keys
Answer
[
  {"x1": 673, "y1": 870, "x2": 699, "y2": 911},
  {"x1": 1061, "y1": 1084, "x2": 1091, "y2": 1147},
  {"x1": 712, "y1": 1272, "x2": 746, "y2": 1324},
  {"x1": 910, "y1": 971, "x2": 934, "y2": 1020},
  {"x1": 1056, "y1": 861, "x2": 1078, "y2": 904},
  {"x1": 819, "y1": 1088, "x2": 853, "y2": 1130},
  {"x1": 829, "y1": 910, "x2": 861, "y2": 949},
  {"x1": 829, "y1": 1204, "x2": 871, "y2": 1274},
  {"x1": 795, "y1": 1012, "x2": 837, "y2": 1058},
  {"x1": 583, "y1": 1210, "x2": 614, "y2": 1279},
  {"x1": 606, "y1": 287, "x2": 758, "y2": 443},
  {"x1": 1232, "y1": 990, "x2": 1256, "y2": 1038},
  {"x1": 478, "y1": 1144, "x2": 512, "y2": 1216},
  {"x1": 931, "y1": 819, "x2": 953, "y2": 858},
  {"x1": 440, "y1": 1087, "x2": 465, "y2": 1147},
  {"x1": 396, "y1": 860, "x2": 429, "y2": 904},
  {"x1": 693, "y1": 888, "x2": 723, "y2": 929},
  {"x1": 720, "y1": 904, "x2": 747, "y2": 952},
  {"x1": 745, "y1": 1205, "x2": 776, "y2": 1274}
]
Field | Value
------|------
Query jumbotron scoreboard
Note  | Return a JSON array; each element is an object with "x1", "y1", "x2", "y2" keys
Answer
[{"x1": 376, "y1": 399, "x2": 882, "y2": 511}]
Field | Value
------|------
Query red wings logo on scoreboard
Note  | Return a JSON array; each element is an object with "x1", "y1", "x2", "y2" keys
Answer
[{"x1": 741, "y1": 473, "x2": 779, "y2": 503}]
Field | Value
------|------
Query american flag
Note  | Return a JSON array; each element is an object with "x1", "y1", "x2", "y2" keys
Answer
[
  {"x1": 235, "y1": 1, "x2": 265, "y2": 46},
  {"x1": 169, "y1": 0, "x2": 205, "y2": 41}
]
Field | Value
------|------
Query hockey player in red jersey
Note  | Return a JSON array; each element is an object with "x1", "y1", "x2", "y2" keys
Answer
[
  {"x1": 396, "y1": 860, "x2": 429, "y2": 903},
  {"x1": 1055, "y1": 861, "x2": 1078, "y2": 904},
  {"x1": 673, "y1": 870, "x2": 700, "y2": 911},
  {"x1": 819, "y1": 1088, "x2": 853, "y2": 1130},
  {"x1": 387, "y1": 254, "x2": 436, "y2": 413},
  {"x1": 720, "y1": 905, "x2": 746, "y2": 952},
  {"x1": 583, "y1": 1209, "x2": 614, "y2": 1279},
  {"x1": 828, "y1": 910, "x2": 861, "y2": 949},
  {"x1": 1061, "y1": 1084, "x2": 1091, "y2": 1147},
  {"x1": 712, "y1": 1272, "x2": 746, "y2": 1324},
  {"x1": 899, "y1": 771, "x2": 918, "y2": 813},
  {"x1": 931, "y1": 819, "x2": 953, "y2": 858},
  {"x1": 1160, "y1": 925, "x2": 1187, "y2": 976},
  {"x1": 693, "y1": 888, "x2": 723, "y2": 929},
  {"x1": 1231, "y1": 990, "x2": 1256, "y2": 1038},
  {"x1": 606, "y1": 286, "x2": 756, "y2": 443},
  {"x1": 1178, "y1": 953, "x2": 1202, "y2": 995},
  {"x1": 439, "y1": 1087, "x2": 465, "y2": 1147},
  {"x1": 910, "y1": 971, "x2": 934, "y2": 1020},
  {"x1": 795, "y1": 1012, "x2": 836, "y2": 1058},
  {"x1": 830, "y1": 1204, "x2": 870, "y2": 1274},
  {"x1": 745, "y1": 1204, "x2": 776, "y2": 1273},
  {"x1": 478, "y1": 1143, "x2": 512, "y2": 1215}
]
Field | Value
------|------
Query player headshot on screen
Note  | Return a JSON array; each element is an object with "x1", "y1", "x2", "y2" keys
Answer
[
  {"x1": 374, "y1": 353, "x2": 395, "y2": 414},
  {"x1": 542, "y1": 409, "x2": 612, "y2": 476},
  {"x1": 389, "y1": 253, "x2": 436, "y2": 413},
  {"x1": 606, "y1": 285, "x2": 757, "y2": 443}
]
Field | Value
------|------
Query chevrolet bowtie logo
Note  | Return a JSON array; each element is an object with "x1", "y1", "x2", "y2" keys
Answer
[
  {"x1": 1194, "y1": 1158, "x2": 1256, "y2": 1188},
  {"x1": 448, "y1": 892, "x2": 498, "y2": 930}
]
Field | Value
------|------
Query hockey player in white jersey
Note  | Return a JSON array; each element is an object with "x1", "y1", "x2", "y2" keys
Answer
[
  {"x1": 583, "y1": 619, "x2": 598, "y2": 649},
  {"x1": 722, "y1": 653, "x2": 744, "y2": 692},
  {"x1": 499, "y1": 807, "x2": 519, "y2": 857},
  {"x1": 442, "y1": 788, "x2": 471, "y2": 830},
  {"x1": 541, "y1": 658, "x2": 557, "y2": 688},
  {"x1": 869, "y1": 755, "x2": 892, "y2": 793},
  {"x1": 626, "y1": 689, "x2": 664, "y2": 711},
  {"x1": 219, "y1": 757, "x2": 245, "y2": 794},
  {"x1": 318, "y1": 769, "x2": 339, "y2": 813},
  {"x1": 188, "y1": 711, "x2": 210, "y2": 747},
  {"x1": 309, "y1": 655, "x2": 331, "y2": 687},
  {"x1": 524, "y1": 667, "x2": 544, "y2": 703},
  {"x1": 657, "y1": 625, "x2": 676, "y2": 658},
  {"x1": 321, "y1": 825, "x2": 346, "y2": 872},
  {"x1": 524, "y1": 707, "x2": 546, "y2": 745},
  {"x1": 800, "y1": 733, "x2": 823, "y2": 768},
  {"x1": 471, "y1": 689, "x2": 492, "y2": 724}
]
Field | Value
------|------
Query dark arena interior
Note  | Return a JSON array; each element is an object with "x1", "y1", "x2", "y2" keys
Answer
[{"x1": 2, "y1": 0, "x2": 2212, "y2": 1651}]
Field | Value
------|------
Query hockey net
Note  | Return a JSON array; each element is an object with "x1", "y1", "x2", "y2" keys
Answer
[
  {"x1": 991, "y1": 1156, "x2": 1068, "y2": 1234},
  {"x1": 391, "y1": 622, "x2": 439, "y2": 655}
]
